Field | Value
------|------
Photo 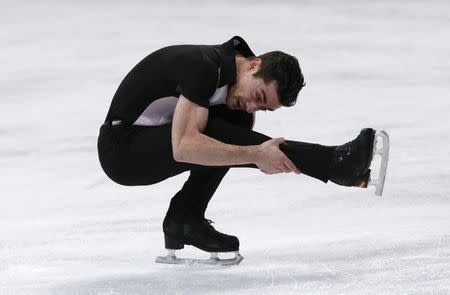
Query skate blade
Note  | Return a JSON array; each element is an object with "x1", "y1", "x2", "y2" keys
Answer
[
  {"x1": 368, "y1": 130, "x2": 389, "y2": 196},
  {"x1": 155, "y1": 250, "x2": 244, "y2": 266}
]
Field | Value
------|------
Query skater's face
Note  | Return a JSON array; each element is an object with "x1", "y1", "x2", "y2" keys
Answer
[{"x1": 226, "y1": 58, "x2": 282, "y2": 113}]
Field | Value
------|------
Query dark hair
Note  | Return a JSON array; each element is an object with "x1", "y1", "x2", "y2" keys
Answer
[{"x1": 251, "y1": 51, "x2": 305, "y2": 107}]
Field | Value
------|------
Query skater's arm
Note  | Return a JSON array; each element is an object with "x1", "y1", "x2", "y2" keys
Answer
[
  {"x1": 172, "y1": 96, "x2": 300, "y2": 174},
  {"x1": 172, "y1": 95, "x2": 259, "y2": 166}
]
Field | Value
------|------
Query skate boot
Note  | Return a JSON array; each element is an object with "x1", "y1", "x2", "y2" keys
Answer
[
  {"x1": 155, "y1": 217, "x2": 243, "y2": 266},
  {"x1": 329, "y1": 128, "x2": 375, "y2": 187}
]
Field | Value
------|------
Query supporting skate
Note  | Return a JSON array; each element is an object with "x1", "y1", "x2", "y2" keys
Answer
[
  {"x1": 366, "y1": 130, "x2": 389, "y2": 196},
  {"x1": 155, "y1": 250, "x2": 244, "y2": 266},
  {"x1": 156, "y1": 217, "x2": 243, "y2": 266}
]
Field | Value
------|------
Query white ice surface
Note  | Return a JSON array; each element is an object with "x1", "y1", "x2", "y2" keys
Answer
[{"x1": 1, "y1": 0, "x2": 449, "y2": 294}]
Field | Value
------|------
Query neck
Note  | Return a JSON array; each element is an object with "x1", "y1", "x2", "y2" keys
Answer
[
  {"x1": 235, "y1": 55, "x2": 248, "y2": 81},
  {"x1": 226, "y1": 56, "x2": 247, "y2": 106}
]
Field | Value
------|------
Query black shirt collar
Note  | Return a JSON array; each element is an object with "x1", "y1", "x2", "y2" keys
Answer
[{"x1": 217, "y1": 36, "x2": 256, "y2": 88}]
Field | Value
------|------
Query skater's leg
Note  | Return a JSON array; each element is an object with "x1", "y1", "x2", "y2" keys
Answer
[
  {"x1": 280, "y1": 141, "x2": 335, "y2": 183},
  {"x1": 98, "y1": 106, "x2": 336, "y2": 185},
  {"x1": 165, "y1": 166, "x2": 229, "y2": 221},
  {"x1": 162, "y1": 107, "x2": 252, "y2": 254},
  {"x1": 201, "y1": 114, "x2": 335, "y2": 183}
]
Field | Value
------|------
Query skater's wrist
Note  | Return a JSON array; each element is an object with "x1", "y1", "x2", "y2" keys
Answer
[{"x1": 246, "y1": 145, "x2": 262, "y2": 164}]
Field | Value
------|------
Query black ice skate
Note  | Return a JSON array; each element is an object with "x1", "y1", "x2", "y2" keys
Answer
[
  {"x1": 329, "y1": 128, "x2": 389, "y2": 195},
  {"x1": 155, "y1": 217, "x2": 243, "y2": 266}
]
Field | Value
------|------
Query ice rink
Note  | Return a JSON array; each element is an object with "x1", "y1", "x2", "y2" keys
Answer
[{"x1": 1, "y1": 0, "x2": 449, "y2": 294}]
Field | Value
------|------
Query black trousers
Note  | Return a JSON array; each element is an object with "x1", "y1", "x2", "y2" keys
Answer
[{"x1": 97, "y1": 105, "x2": 335, "y2": 221}]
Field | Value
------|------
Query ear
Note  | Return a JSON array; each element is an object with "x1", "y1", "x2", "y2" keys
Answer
[{"x1": 248, "y1": 58, "x2": 262, "y2": 71}]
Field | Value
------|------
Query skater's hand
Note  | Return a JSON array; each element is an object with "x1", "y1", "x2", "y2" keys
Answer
[{"x1": 255, "y1": 138, "x2": 301, "y2": 175}]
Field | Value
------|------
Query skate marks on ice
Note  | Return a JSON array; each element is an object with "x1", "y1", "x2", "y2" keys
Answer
[
  {"x1": 50, "y1": 237, "x2": 450, "y2": 295},
  {"x1": 247, "y1": 237, "x2": 450, "y2": 294},
  {"x1": 49, "y1": 264, "x2": 337, "y2": 295},
  {"x1": 0, "y1": 127, "x2": 35, "y2": 161}
]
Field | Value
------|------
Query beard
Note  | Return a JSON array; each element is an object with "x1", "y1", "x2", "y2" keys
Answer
[{"x1": 226, "y1": 94, "x2": 241, "y2": 110}]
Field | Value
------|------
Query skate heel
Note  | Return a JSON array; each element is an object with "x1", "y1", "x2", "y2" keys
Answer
[
  {"x1": 164, "y1": 234, "x2": 184, "y2": 250},
  {"x1": 356, "y1": 169, "x2": 371, "y2": 188}
]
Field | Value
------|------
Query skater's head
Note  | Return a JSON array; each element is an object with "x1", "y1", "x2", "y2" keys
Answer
[{"x1": 226, "y1": 51, "x2": 305, "y2": 113}]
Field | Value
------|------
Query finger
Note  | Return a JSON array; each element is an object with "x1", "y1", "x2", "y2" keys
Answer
[
  {"x1": 280, "y1": 163, "x2": 291, "y2": 173},
  {"x1": 284, "y1": 159, "x2": 301, "y2": 174},
  {"x1": 274, "y1": 137, "x2": 286, "y2": 145}
]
